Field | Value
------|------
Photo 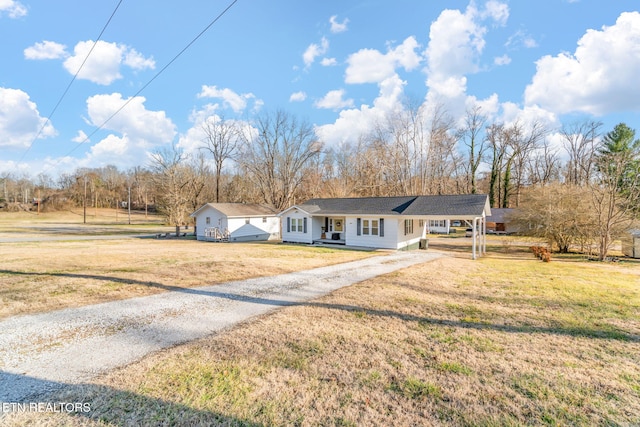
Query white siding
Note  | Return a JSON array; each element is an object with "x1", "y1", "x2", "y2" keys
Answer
[
  {"x1": 396, "y1": 218, "x2": 423, "y2": 250},
  {"x1": 194, "y1": 206, "x2": 227, "y2": 241},
  {"x1": 344, "y1": 216, "x2": 398, "y2": 249},
  {"x1": 281, "y1": 212, "x2": 313, "y2": 244},
  {"x1": 194, "y1": 206, "x2": 280, "y2": 241}
]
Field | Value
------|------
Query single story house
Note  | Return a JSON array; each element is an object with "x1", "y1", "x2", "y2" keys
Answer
[
  {"x1": 485, "y1": 208, "x2": 515, "y2": 234},
  {"x1": 190, "y1": 203, "x2": 280, "y2": 242},
  {"x1": 622, "y1": 230, "x2": 640, "y2": 259},
  {"x1": 279, "y1": 194, "x2": 491, "y2": 258}
]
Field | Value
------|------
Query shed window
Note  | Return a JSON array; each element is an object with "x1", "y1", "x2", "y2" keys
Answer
[{"x1": 206, "y1": 217, "x2": 210, "y2": 225}]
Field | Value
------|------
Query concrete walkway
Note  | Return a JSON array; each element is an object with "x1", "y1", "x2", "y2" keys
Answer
[{"x1": 0, "y1": 250, "x2": 443, "y2": 404}]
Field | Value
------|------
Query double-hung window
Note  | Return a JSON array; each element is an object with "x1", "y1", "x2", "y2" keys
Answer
[{"x1": 404, "y1": 219, "x2": 414, "y2": 235}]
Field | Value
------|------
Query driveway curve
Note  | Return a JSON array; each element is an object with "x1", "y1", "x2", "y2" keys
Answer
[{"x1": 0, "y1": 250, "x2": 443, "y2": 404}]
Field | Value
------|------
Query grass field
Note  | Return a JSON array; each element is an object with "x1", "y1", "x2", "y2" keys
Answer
[{"x1": 2, "y1": 213, "x2": 639, "y2": 426}]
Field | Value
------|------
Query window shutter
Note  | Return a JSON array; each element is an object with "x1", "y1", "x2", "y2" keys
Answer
[
  {"x1": 324, "y1": 217, "x2": 329, "y2": 231},
  {"x1": 404, "y1": 219, "x2": 407, "y2": 235},
  {"x1": 303, "y1": 217, "x2": 307, "y2": 233},
  {"x1": 380, "y1": 218, "x2": 384, "y2": 237},
  {"x1": 357, "y1": 218, "x2": 361, "y2": 236},
  {"x1": 287, "y1": 217, "x2": 290, "y2": 233}
]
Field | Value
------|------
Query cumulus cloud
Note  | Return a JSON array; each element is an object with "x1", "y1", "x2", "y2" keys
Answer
[
  {"x1": 525, "y1": 11, "x2": 640, "y2": 115},
  {"x1": 345, "y1": 36, "x2": 421, "y2": 84},
  {"x1": 198, "y1": 85, "x2": 258, "y2": 113},
  {"x1": 61, "y1": 40, "x2": 154, "y2": 85},
  {"x1": 72, "y1": 130, "x2": 89, "y2": 143},
  {"x1": 84, "y1": 93, "x2": 176, "y2": 162},
  {"x1": 316, "y1": 75, "x2": 406, "y2": 146},
  {"x1": 289, "y1": 91, "x2": 307, "y2": 102},
  {"x1": 25, "y1": 39, "x2": 155, "y2": 85},
  {"x1": 0, "y1": 87, "x2": 55, "y2": 148},
  {"x1": 314, "y1": 89, "x2": 354, "y2": 110},
  {"x1": 0, "y1": 0, "x2": 27, "y2": 18},
  {"x1": 24, "y1": 41, "x2": 67, "y2": 60},
  {"x1": 303, "y1": 37, "x2": 329, "y2": 67},
  {"x1": 329, "y1": 15, "x2": 349, "y2": 33}
]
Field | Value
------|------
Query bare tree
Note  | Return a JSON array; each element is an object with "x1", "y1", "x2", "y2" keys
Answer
[
  {"x1": 150, "y1": 146, "x2": 197, "y2": 236},
  {"x1": 459, "y1": 105, "x2": 487, "y2": 194},
  {"x1": 200, "y1": 116, "x2": 239, "y2": 203},
  {"x1": 239, "y1": 110, "x2": 322, "y2": 210},
  {"x1": 561, "y1": 120, "x2": 602, "y2": 186},
  {"x1": 590, "y1": 123, "x2": 640, "y2": 260}
]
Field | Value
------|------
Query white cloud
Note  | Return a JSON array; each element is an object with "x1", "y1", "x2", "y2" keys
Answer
[
  {"x1": 321, "y1": 57, "x2": 337, "y2": 66},
  {"x1": 329, "y1": 15, "x2": 349, "y2": 33},
  {"x1": 525, "y1": 11, "x2": 640, "y2": 115},
  {"x1": 72, "y1": 130, "x2": 89, "y2": 143},
  {"x1": 482, "y1": 0, "x2": 509, "y2": 26},
  {"x1": 316, "y1": 75, "x2": 406, "y2": 146},
  {"x1": 506, "y1": 30, "x2": 538, "y2": 49},
  {"x1": 0, "y1": 87, "x2": 55, "y2": 148},
  {"x1": 289, "y1": 91, "x2": 307, "y2": 102},
  {"x1": 85, "y1": 93, "x2": 176, "y2": 156},
  {"x1": 303, "y1": 37, "x2": 329, "y2": 67},
  {"x1": 0, "y1": 0, "x2": 27, "y2": 18},
  {"x1": 123, "y1": 48, "x2": 156, "y2": 70},
  {"x1": 345, "y1": 36, "x2": 421, "y2": 84},
  {"x1": 494, "y1": 54, "x2": 511, "y2": 65},
  {"x1": 61, "y1": 40, "x2": 154, "y2": 85},
  {"x1": 314, "y1": 89, "x2": 354, "y2": 110},
  {"x1": 198, "y1": 85, "x2": 258, "y2": 113},
  {"x1": 24, "y1": 41, "x2": 67, "y2": 60}
]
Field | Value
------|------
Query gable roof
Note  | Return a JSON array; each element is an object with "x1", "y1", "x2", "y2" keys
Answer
[
  {"x1": 284, "y1": 194, "x2": 490, "y2": 218},
  {"x1": 191, "y1": 203, "x2": 278, "y2": 218}
]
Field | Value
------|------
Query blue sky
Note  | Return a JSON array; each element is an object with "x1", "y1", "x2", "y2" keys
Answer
[{"x1": 1, "y1": 0, "x2": 639, "y2": 178}]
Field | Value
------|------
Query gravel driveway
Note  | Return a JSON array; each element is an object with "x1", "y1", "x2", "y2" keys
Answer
[{"x1": 0, "y1": 250, "x2": 442, "y2": 404}]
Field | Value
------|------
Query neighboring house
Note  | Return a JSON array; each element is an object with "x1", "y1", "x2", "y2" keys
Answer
[
  {"x1": 190, "y1": 203, "x2": 280, "y2": 242},
  {"x1": 622, "y1": 230, "x2": 640, "y2": 259},
  {"x1": 279, "y1": 194, "x2": 491, "y2": 257},
  {"x1": 485, "y1": 208, "x2": 515, "y2": 234}
]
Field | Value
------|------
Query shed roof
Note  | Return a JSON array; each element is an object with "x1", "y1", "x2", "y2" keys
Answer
[{"x1": 285, "y1": 194, "x2": 490, "y2": 217}]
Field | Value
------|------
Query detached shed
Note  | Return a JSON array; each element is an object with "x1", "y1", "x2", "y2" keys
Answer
[
  {"x1": 622, "y1": 230, "x2": 640, "y2": 259},
  {"x1": 190, "y1": 203, "x2": 280, "y2": 242}
]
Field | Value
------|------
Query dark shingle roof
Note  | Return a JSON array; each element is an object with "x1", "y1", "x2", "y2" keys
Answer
[{"x1": 295, "y1": 194, "x2": 489, "y2": 217}]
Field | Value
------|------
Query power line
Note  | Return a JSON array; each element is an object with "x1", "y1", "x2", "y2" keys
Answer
[
  {"x1": 19, "y1": 0, "x2": 124, "y2": 163},
  {"x1": 50, "y1": 0, "x2": 240, "y2": 170}
]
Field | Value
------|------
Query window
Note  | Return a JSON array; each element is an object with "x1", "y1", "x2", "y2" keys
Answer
[
  {"x1": 290, "y1": 218, "x2": 305, "y2": 233},
  {"x1": 245, "y1": 218, "x2": 250, "y2": 224},
  {"x1": 360, "y1": 219, "x2": 379, "y2": 236},
  {"x1": 429, "y1": 219, "x2": 446, "y2": 228},
  {"x1": 206, "y1": 217, "x2": 210, "y2": 225},
  {"x1": 419, "y1": 219, "x2": 425, "y2": 228},
  {"x1": 262, "y1": 217, "x2": 267, "y2": 223},
  {"x1": 404, "y1": 219, "x2": 414, "y2": 235}
]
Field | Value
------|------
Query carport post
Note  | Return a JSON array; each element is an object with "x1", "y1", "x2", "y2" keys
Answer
[{"x1": 472, "y1": 217, "x2": 477, "y2": 260}]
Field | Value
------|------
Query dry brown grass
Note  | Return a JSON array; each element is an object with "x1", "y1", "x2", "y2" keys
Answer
[
  {"x1": 0, "y1": 239, "x2": 375, "y2": 319},
  {"x1": 5, "y1": 244, "x2": 639, "y2": 426}
]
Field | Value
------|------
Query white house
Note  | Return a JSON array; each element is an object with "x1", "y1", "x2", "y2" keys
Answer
[
  {"x1": 190, "y1": 203, "x2": 280, "y2": 242},
  {"x1": 279, "y1": 195, "x2": 491, "y2": 258}
]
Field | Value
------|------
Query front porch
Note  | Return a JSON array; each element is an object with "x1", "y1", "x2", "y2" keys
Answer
[{"x1": 313, "y1": 237, "x2": 346, "y2": 245}]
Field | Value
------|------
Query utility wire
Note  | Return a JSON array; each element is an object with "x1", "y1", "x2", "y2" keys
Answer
[
  {"x1": 52, "y1": 0, "x2": 240, "y2": 166},
  {"x1": 19, "y1": 0, "x2": 124, "y2": 163}
]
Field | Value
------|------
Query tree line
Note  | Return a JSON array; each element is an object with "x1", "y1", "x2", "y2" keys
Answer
[{"x1": 2, "y1": 106, "x2": 638, "y2": 259}]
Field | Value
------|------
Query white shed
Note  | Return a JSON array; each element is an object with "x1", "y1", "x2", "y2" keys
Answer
[{"x1": 190, "y1": 203, "x2": 280, "y2": 242}]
